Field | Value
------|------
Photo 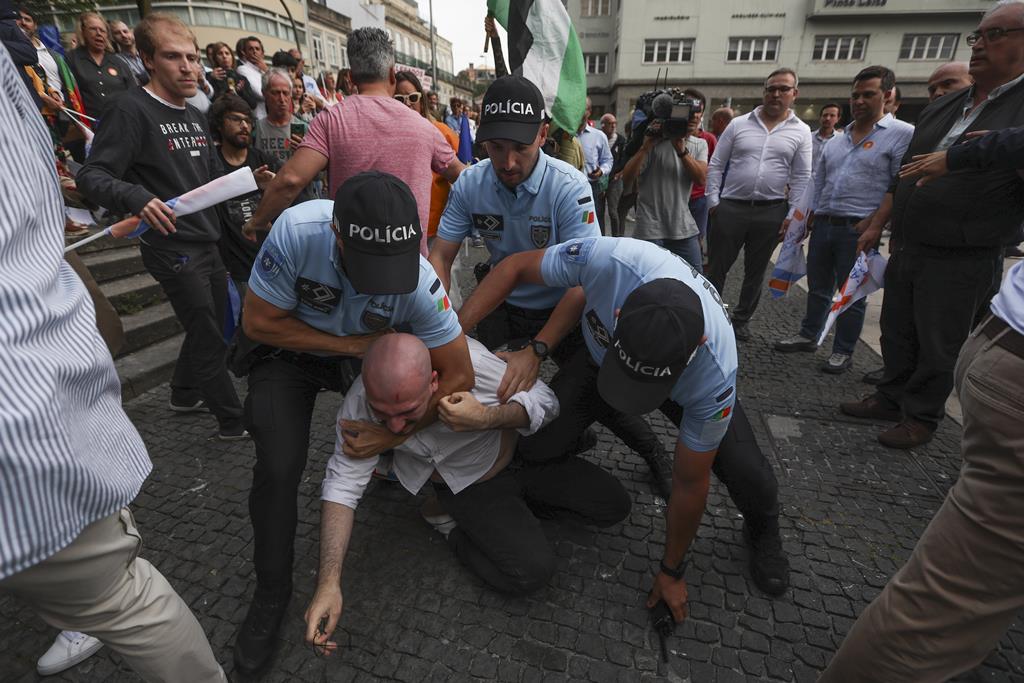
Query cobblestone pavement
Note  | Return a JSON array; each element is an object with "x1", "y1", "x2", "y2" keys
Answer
[{"x1": 3, "y1": 248, "x2": 1023, "y2": 682}]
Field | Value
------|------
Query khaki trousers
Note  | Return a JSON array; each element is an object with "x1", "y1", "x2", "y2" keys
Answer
[
  {"x1": 1, "y1": 509, "x2": 225, "y2": 682},
  {"x1": 819, "y1": 321, "x2": 1024, "y2": 682}
]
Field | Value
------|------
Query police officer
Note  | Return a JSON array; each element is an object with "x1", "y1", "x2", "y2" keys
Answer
[
  {"x1": 457, "y1": 236, "x2": 789, "y2": 608},
  {"x1": 428, "y1": 75, "x2": 675, "y2": 498},
  {"x1": 233, "y1": 172, "x2": 473, "y2": 676}
]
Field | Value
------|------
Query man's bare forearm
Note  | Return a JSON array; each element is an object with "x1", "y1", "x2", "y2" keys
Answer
[
  {"x1": 243, "y1": 309, "x2": 380, "y2": 357},
  {"x1": 484, "y1": 402, "x2": 529, "y2": 430},
  {"x1": 662, "y1": 476, "x2": 710, "y2": 567},
  {"x1": 534, "y1": 287, "x2": 586, "y2": 351},
  {"x1": 317, "y1": 502, "x2": 355, "y2": 587}
]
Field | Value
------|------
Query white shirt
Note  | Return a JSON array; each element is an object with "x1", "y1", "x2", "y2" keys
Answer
[
  {"x1": 236, "y1": 61, "x2": 266, "y2": 118},
  {"x1": 322, "y1": 338, "x2": 559, "y2": 509},
  {"x1": 705, "y1": 106, "x2": 813, "y2": 219},
  {"x1": 33, "y1": 42, "x2": 61, "y2": 98},
  {"x1": 578, "y1": 125, "x2": 613, "y2": 177}
]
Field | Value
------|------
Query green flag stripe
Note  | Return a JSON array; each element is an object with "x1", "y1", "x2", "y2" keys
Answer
[
  {"x1": 521, "y1": 0, "x2": 585, "y2": 134},
  {"x1": 486, "y1": 0, "x2": 510, "y2": 29}
]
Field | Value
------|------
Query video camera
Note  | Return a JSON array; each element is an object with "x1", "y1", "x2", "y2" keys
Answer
[{"x1": 640, "y1": 88, "x2": 702, "y2": 140}]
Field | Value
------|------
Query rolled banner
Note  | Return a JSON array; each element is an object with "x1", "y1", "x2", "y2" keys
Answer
[
  {"x1": 816, "y1": 249, "x2": 887, "y2": 345},
  {"x1": 63, "y1": 167, "x2": 258, "y2": 253}
]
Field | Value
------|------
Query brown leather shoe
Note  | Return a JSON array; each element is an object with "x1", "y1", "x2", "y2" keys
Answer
[
  {"x1": 839, "y1": 394, "x2": 901, "y2": 422},
  {"x1": 878, "y1": 420, "x2": 934, "y2": 449}
]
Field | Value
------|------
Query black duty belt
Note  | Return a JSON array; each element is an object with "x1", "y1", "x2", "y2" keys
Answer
[
  {"x1": 722, "y1": 197, "x2": 786, "y2": 207},
  {"x1": 817, "y1": 214, "x2": 867, "y2": 226},
  {"x1": 504, "y1": 303, "x2": 555, "y2": 321},
  {"x1": 981, "y1": 315, "x2": 1024, "y2": 360}
]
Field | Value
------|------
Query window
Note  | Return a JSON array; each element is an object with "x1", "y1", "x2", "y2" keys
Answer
[
  {"x1": 327, "y1": 37, "x2": 340, "y2": 68},
  {"x1": 899, "y1": 33, "x2": 958, "y2": 60},
  {"x1": 580, "y1": 0, "x2": 611, "y2": 16},
  {"x1": 726, "y1": 37, "x2": 780, "y2": 62},
  {"x1": 584, "y1": 53, "x2": 607, "y2": 74},
  {"x1": 642, "y1": 38, "x2": 694, "y2": 64},
  {"x1": 193, "y1": 7, "x2": 242, "y2": 28},
  {"x1": 813, "y1": 35, "x2": 867, "y2": 61},
  {"x1": 312, "y1": 32, "x2": 324, "y2": 64}
]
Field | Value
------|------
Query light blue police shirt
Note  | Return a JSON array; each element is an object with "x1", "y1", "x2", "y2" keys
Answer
[
  {"x1": 248, "y1": 200, "x2": 462, "y2": 349},
  {"x1": 437, "y1": 152, "x2": 599, "y2": 309},
  {"x1": 540, "y1": 237, "x2": 738, "y2": 452},
  {"x1": 991, "y1": 261, "x2": 1024, "y2": 336}
]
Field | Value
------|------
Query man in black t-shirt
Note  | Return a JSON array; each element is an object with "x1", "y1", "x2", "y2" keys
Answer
[{"x1": 209, "y1": 94, "x2": 279, "y2": 296}]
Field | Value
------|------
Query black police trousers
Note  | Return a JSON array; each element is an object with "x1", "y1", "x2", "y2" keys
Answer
[
  {"x1": 436, "y1": 456, "x2": 630, "y2": 595},
  {"x1": 518, "y1": 347, "x2": 780, "y2": 525},
  {"x1": 474, "y1": 301, "x2": 667, "y2": 462},
  {"x1": 244, "y1": 353, "x2": 359, "y2": 595}
]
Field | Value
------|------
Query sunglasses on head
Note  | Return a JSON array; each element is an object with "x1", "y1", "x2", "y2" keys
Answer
[{"x1": 394, "y1": 92, "x2": 423, "y2": 105}]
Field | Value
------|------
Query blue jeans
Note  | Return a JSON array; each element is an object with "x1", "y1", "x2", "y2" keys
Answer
[
  {"x1": 649, "y1": 235, "x2": 703, "y2": 274},
  {"x1": 798, "y1": 217, "x2": 867, "y2": 356},
  {"x1": 689, "y1": 195, "x2": 709, "y2": 239}
]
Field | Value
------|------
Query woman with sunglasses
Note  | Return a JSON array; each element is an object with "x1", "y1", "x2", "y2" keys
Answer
[{"x1": 395, "y1": 71, "x2": 459, "y2": 242}]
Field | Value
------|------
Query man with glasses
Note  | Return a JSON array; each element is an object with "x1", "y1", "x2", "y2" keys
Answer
[
  {"x1": 705, "y1": 68, "x2": 813, "y2": 342},
  {"x1": 209, "y1": 94, "x2": 278, "y2": 296},
  {"x1": 839, "y1": 0, "x2": 1024, "y2": 450}
]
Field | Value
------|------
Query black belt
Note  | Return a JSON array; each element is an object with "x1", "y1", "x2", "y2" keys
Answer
[
  {"x1": 981, "y1": 315, "x2": 1024, "y2": 359},
  {"x1": 265, "y1": 347, "x2": 348, "y2": 366},
  {"x1": 504, "y1": 302, "x2": 555, "y2": 321},
  {"x1": 723, "y1": 197, "x2": 786, "y2": 207},
  {"x1": 817, "y1": 214, "x2": 866, "y2": 226}
]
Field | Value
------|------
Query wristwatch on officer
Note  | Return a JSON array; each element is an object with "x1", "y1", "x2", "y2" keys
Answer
[
  {"x1": 528, "y1": 338, "x2": 549, "y2": 360},
  {"x1": 660, "y1": 558, "x2": 687, "y2": 580}
]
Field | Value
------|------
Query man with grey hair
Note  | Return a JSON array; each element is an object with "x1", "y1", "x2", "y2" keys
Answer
[
  {"x1": 252, "y1": 67, "x2": 305, "y2": 165},
  {"x1": 243, "y1": 27, "x2": 465, "y2": 255},
  {"x1": 706, "y1": 67, "x2": 812, "y2": 341}
]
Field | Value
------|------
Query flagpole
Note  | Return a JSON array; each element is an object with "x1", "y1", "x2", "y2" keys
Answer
[{"x1": 428, "y1": 0, "x2": 437, "y2": 90}]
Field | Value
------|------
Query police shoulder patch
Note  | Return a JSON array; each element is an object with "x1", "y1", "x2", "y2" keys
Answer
[
  {"x1": 257, "y1": 244, "x2": 284, "y2": 280},
  {"x1": 561, "y1": 238, "x2": 596, "y2": 265}
]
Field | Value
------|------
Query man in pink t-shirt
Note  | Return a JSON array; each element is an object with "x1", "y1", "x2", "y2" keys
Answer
[{"x1": 243, "y1": 27, "x2": 465, "y2": 255}]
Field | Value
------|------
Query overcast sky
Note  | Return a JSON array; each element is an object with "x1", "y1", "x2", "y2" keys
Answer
[{"x1": 422, "y1": 0, "x2": 508, "y2": 73}]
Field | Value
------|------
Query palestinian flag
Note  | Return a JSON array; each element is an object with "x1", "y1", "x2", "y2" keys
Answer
[{"x1": 486, "y1": 0, "x2": 587, "y2": 136}]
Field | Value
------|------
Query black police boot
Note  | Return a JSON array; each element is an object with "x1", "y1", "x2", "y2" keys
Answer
[
  {"x1": 743, "y1": 518, "x2": 789, "y2": 596},
  {"x1": 233, "y1": 585, "x2": 291, "y2": 676},
  {"x1": 639, "y1": 448, "x2": 673, "y2": 501}
]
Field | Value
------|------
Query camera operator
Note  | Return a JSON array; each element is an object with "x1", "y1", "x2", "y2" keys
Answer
[{"x1": 621, "y1": 92, "x2": 708, "y2": 271}]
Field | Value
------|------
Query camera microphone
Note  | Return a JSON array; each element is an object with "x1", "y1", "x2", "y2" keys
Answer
[{"x1": 651, "y1": 93, "x2": 675, "y2": 119}]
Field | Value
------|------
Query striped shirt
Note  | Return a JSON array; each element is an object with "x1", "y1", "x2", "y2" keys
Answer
[{"x1": 0, "y1": 46, "x2": 152, "y2": 580}]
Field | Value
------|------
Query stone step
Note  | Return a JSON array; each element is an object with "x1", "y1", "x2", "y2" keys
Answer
[
  {"x1": 100, "y1": 272, "x2": 166, "y2": 315},
  {"x1": 118, "y1": 300, "x2": 183, "y2": 358},
  {"x1": 116, "y1": 332, "x2": 182, "y2": 401},
  {"x1": 67, "y1": 230, "x2": 140, "y2": 254},
  {"x1": 80, "y1": 245, "x2": 146, "y2": 283}
]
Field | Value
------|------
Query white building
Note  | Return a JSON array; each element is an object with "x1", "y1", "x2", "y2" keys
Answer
[{"x1": 569, "y1": 0, "x2": 989, "y2": 124}]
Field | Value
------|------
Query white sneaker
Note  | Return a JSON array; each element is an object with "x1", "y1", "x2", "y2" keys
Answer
[{"x1": 37, "y1": 631, "x2": 103, "y2": 676}]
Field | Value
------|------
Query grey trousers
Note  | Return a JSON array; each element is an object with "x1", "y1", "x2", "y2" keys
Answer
[
  {"x1": 1, "y1": 509, "x2": 226, "y2": 682},
  {"x1": 707, "y1": 199, "x2": 788, "y2": 324},
  {"x1": 819, "y1": 320, "x2": 1024, "y2": 682}
]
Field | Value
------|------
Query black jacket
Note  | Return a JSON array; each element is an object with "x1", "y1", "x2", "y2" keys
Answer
[
  {"x1": 892, "y1": 78, "x2": 1024, "y2": 249},
  {"x1": 947, "y1": 125, "x2": 1024, "y2": 171}
]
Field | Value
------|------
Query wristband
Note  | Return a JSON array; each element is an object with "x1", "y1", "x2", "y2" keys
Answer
[{"x1": 659, "y1": 559, "x2": 686, "y2": 580}]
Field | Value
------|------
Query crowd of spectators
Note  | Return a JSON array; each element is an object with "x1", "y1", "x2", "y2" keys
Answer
[{"x1": 2, "y1": 1, "x2": 1024, "y2": 682}]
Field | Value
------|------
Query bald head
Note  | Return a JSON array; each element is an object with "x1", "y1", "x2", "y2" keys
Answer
[
  {"x1": 363, "y1": 334, "x2": 436, "y2": 434},
  {"x1": 927, "y1": 62, "x2": 972, "y2": 101},
  {"x1": 710, "y1": 107, "x2": 734, "y2": 137}
]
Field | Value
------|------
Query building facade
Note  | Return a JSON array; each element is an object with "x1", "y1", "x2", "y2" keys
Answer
[
  {"x1": 307, "y1": 0, "x2": 351, "y2": 84},
  {"x1": 570, "y1": 0, "x2": 989, "y2": 124}
]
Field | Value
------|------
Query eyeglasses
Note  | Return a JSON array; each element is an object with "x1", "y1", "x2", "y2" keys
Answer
[
  {"x1": 764, "y1": 86, "x2": 794, "y2": 95},
  {"x1": 224, "y1": 114, "x2": 253, "y2": 126},
  {"x1": 393, "y1": 92, "x2": 423, "y2": 105},
  {"x1": 966, "y1": 27, "x2": 1024, "y2": 46}
]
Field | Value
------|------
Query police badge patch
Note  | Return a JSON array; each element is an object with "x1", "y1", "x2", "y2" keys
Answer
[
  {"x1": 530, "y1": 224, "x2": 550, "y2": 248},
  {"x1": 295, "y1": 277, "x2": 341, "y2": 313},
  {"x1": 585, "y1": 309, "x2": 611, "y2": 348},
  {"x1": 361, "y1": 309, "x2": 390, "y2": 330}
]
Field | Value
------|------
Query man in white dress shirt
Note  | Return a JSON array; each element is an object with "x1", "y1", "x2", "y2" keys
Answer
[
  {"x1": 705, "y1": 68, "x2": 813, "y2": 341},
  {"x1": 303, "y1": 334, "x2": 631, "y2": 652}
]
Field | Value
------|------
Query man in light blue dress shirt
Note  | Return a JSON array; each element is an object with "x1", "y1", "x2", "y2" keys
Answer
[
  {"x1": 578, "y1": 97, "x2": 613, "y2": 234},
  {"x1": 775, "y1": 66, "x2": 913, "y2": 374}
]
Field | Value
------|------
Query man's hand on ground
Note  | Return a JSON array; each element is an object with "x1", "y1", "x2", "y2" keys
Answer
[
  {"x1": 339, "y1": 419, "x2": 402, "y2": 458},
  {"x1": 493, "y1": 347, "x2": 541, "y2": 403},
  {"x1": 139, "y1": 198, "x2": 176, "y2": 235},
  {"x1": 304, "y1": 585, "x2": 343, "y2": 656},
  {"x1": 647, "y1": 572, "x2": 689, "y2": 624},
  {"x1": 438, "y1": 391, "x2": 489, "y2": 431}
]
